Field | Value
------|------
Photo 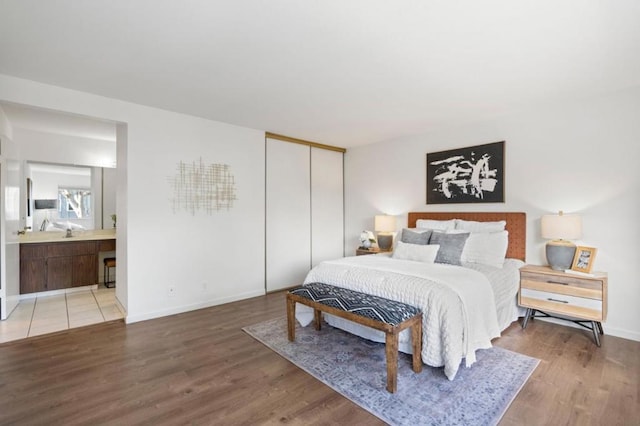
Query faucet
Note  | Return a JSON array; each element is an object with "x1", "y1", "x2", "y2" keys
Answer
[{"x1": 66, "y1": 228, "x2": 73, "y2": 238}]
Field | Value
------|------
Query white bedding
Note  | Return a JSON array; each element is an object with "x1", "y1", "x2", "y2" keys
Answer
[
  {"x1": 464, "y1": 258, "x2": 526, "y2": 329},
  {"x1": 296, "y1": 255, "x2": 524, "y2": 380}
]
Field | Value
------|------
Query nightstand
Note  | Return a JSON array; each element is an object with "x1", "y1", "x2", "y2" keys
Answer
[
  {"x1": 356, "y1": 247, "x2": 390, "y2": 256},
  {"x1": 519, "y1": 264, "x2": 608, "y2": 346}
]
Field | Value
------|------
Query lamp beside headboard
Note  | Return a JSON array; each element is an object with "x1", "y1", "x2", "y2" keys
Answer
[{"x1": 407, "y1": 212, "x2": 526, "y2": 261}]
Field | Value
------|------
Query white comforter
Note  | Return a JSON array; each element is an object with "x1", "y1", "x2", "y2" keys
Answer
[{"x1": 296, "y1": 255, "x2": 501, "y2": 380}]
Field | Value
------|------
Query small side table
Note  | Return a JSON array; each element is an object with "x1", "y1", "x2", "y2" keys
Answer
[{"x1": 519, "y1": 264, "x2": 607, "y2": 346}]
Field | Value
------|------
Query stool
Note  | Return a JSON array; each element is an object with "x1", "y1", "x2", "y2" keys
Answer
[{"x1": 103, "y1": 257, "x2": 116, "y2": 288}]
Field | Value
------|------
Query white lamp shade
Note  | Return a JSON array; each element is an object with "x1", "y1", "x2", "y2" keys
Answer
[
  {"x1": 541, "y1": 213, "x2": 582, "y2": 240},
  {"x1": 374, "y1": 215, "x2": 396, "y2": 233}
]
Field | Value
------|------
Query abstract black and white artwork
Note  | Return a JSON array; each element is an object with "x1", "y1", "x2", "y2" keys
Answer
[{"x1": 426, "y1": 141, "x2": 504, "y2": 204}]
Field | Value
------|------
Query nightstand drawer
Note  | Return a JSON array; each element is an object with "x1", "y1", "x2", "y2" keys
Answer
[
  {"x1": 520, "y1": 278, "x2": 602, "y2": 300},
  {"x1": 520, "y1": 288, "x2": 603, "y2": 321},
  {"x1": 520, "y1": 271, "x2": 602, "y2": 291},
  {"x1": 520, "y1": 288, "x2": 602, "y2": 310}
]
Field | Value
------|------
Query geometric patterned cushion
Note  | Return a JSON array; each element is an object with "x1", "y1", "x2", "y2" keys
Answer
[{"x1": 290, "y1": 282, "x2": 421, "y2": 326}]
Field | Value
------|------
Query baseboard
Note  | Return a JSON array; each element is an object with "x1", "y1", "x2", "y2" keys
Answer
[
  {"x1": 534, "y1": 316, "x2": 640, "y2": 342},
  {"x1": 19, "y1": 284, "x2": 99, "y2": 300},
  {"x1": 115, "y1": 296, "x2": 127, "y2": 317},
  {"x1": 602, "y1": 324, "x2": 640, "y2": 342},
  {"x1": 124, "y1": 289, "x2": 266, "y2": 324}
]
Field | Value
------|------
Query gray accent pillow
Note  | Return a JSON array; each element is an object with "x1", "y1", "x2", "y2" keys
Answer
[
  {"x1": 429, "y1": 231, "x2": 470, "y2": 265},
  {"x1": 401, "y1": 228, "x2": 432, "y2": 245}
]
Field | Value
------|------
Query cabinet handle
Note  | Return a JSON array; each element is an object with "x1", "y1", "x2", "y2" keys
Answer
[
  {"x1": 547, "y1": 298, "x2": 569, "y2": 304},
  {"x1": 547, "y1": 280, "x2": 568, "y2": 285}
]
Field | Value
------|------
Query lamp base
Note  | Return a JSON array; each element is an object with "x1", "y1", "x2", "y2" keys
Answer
[
  {"x1": 546, "y1": 241, "x2": 577, "y2": 271},
  {"x1": 377, "y1": 234, "x2": 393, "y2": 251}
]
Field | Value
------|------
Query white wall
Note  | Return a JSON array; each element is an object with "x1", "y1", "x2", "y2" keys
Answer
[
  {"x1": 0, "y1": 74, "x2": 266, "y2": 322},
  {"x1": 125, "y1": 110, "x2": 264, "y2": 322},
  {"x1": 15, "y1": 127, "x2": 115, "y2": 168},
  {"x1": 102, "y1": 167, "x2": 117, "y2": 228},
  {"x1": 0, "y1": 110, "x2": 20, "y2": 319},
  {"x1": 0, "y1": 105, "x2": 13, "y2": 140},
  {"x1": 345, "y1": 87, "x2": 640, "y2": 342},
  {"x1": 115, "y1": 123, "x2": 128, "y2": 313}
]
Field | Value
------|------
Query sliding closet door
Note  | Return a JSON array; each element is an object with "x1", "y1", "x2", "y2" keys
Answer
[
  {"x1": 311, "y1": 148, "x2": 344, "y2": 267},
  {"x1": 265, "y1": 139, "x2": 311, "y2": 291}
]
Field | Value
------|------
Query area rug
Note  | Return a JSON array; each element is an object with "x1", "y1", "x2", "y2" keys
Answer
[{"x1": 243, "y1": 317, "x2": 539, "y2": 426}]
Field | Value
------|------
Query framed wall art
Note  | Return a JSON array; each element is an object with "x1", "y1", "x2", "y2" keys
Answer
[{"x1": 426, "y1": 141, "x2": 504, "y2": 204}]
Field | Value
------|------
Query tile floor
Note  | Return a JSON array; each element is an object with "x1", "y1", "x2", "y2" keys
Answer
[{"x1": 0, "y1": 286, "x2": 124, "y2": 344}]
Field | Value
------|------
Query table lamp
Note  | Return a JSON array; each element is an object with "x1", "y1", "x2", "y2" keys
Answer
[
  {"x1": 541, "y1": 211, "x2": 582, "y2": 270},
  {"x1": 375, "y1": 215, "x2": 396, "y2": 251}
]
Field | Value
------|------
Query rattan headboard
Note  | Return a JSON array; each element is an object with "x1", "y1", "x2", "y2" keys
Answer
[{"x1": 407, "y1": 212, "x2": 526, "y2": 261}]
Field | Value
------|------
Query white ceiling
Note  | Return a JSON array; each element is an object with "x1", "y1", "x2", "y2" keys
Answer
[{"x1": 1, "y1": 0, "x2": 639, "y2": 148}]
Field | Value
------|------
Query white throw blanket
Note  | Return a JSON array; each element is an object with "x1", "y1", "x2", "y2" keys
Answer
[{"x1": 296, "y1": 255, "x2": 501, "y2": 380}]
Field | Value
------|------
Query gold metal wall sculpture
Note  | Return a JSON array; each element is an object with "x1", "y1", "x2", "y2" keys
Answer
[{"x1": 168, "y1": 158, "x2": 237, "y2": 214}]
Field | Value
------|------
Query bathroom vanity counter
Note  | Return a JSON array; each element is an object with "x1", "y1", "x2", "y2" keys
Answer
[
  {"x1": 19, "y1": 229, "x2": 116, "y2": 294},
  {"x1": 19, "y1": 229, "x2": 116, "y2": 244}
]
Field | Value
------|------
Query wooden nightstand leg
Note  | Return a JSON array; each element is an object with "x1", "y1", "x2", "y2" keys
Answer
[
  {"x1": 522, "y1": 308, "x2": 533, "y2": 329},
  {"x1": 591, "y1": 321, "x2": 601, "y2": 347}
]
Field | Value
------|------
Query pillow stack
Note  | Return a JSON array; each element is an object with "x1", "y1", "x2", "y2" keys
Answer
[{"x1": 391, "y1": 218, "x2": 509, "y2": 268}]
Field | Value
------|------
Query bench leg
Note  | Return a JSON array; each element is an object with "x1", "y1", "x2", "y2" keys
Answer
[
  {"x1": 385, "y1": 332, "x2": 399, "y2": 393},
  {"x1": 286, "y1": 296, "x2": 296, "y2": 342},
  {"x1": 314, "y1": 309, "x2": 322, "y2": 331},
  {"x1": 411, "y1": 320, "x2": 423, "y2": 373}
]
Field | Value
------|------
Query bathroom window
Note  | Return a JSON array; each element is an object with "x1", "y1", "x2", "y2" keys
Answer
[{"x1": 58, "y1": 188, "x2": 92, "y2": 219}]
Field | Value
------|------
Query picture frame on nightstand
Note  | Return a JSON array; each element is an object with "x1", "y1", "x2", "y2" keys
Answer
[{"x1": 571, "y1": 246, "x2": 597, "y2": 274}]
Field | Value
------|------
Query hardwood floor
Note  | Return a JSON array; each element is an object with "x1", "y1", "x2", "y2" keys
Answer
[{"x1": 0, "y1": 291, "x2": 638, "y2": 425}]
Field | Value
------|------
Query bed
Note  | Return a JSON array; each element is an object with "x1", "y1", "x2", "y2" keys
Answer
[{"x1": 296, "y1": 212, "x2": 526, "y2": 380}]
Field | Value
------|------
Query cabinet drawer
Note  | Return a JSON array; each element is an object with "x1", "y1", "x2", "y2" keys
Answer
[
  {"x1": 521, "y1": 278, "x2": 602, "y2": 300},
  {"x1": 520, "y1": 288, "x2": 603, "y2": 321},
  {"x1": 47, "y1": 241, "x2": 97, "y2": 257},
  {"x1": 521, "y1": 288, "x2": 601, "y2": 310},
  {"x1": 520, "y1": 271, "x2": 602, "y2": 291},
  {"x1": 20, "y1": 244, "x2": 47, "y2": 259},
  {"x1": 98, "y1": 239, "x2": 116, "y2": 252}
]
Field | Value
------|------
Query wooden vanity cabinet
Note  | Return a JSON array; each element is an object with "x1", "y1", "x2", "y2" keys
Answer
[
  {"x1": 19, "y1": 244, "x2": 47, "y2": 294},
  {"x1": 46, "y1": 256, "x2": 73, "y2": 290},
  {"x1": 20, "y1": 240, "x2": 107, "y2": 294}
]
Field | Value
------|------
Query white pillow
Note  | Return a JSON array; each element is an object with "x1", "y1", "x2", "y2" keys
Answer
[
  {"x1": 415, "y1": 219, "x2": 456, "y2": 231},
  {"x1": 455, "y1": 219, "x2": 506, "y2": 233},
  {"x1": 393, "y1": 241, "x2": 440, "y2": 263},
  {"x1": 460, "y1": 231, "x2": 509, "y2": 268}
]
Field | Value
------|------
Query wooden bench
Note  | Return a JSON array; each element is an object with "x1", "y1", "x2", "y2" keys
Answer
[{"x1": 286, "y1": 282, "x2": 423, "y2": 393}]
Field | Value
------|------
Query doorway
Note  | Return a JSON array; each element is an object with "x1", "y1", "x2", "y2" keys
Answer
[{"x1": 0, "y1": 102, "x2": 122, "y2": 336}]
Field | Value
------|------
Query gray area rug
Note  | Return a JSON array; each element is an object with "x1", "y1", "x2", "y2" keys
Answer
[{"x1": 243, "y1": 317, "x2": 539, "y2": 426}]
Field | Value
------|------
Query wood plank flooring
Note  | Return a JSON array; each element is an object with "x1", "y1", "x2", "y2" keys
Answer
[{"x1": 0, "y1": 291, "x2": 638, "y2": 425}]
